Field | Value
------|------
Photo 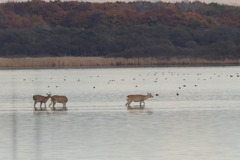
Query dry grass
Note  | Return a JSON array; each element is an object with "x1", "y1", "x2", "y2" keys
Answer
[{"x1": 0, "y1": 57, "x2": 240, "y2": 68}]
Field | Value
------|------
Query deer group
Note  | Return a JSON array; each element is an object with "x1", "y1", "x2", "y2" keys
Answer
[
  {"x1": 33, "y1": 93, "x2": 68, "y2": 111},
  {"x1": 33, "y1": 92, "x2": 153, "y2": 111}
]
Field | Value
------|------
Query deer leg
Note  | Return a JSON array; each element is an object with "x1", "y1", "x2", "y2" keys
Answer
[
  {"x1": 126, "y1": 101, "x2": 131, "y2": 107},
  {"x1": 40, "y1": 102, "x2": 43, "y2": 110},
  {"x1": 48, "y1": 102, "x2": 53, "y2": 108},
  {"x1": 142, "y1": 101, "x2": 145, "y2": 108},
  {"x1": 62, "y1": 103, "x2": 67, "y2": 110},
  {"x1": 125, "y1": 100, "x2": 130, "y2": 106},
  {"x1": 53, "y1": 102, "x2": 56, "y2": 110},
  {"x1": 127, "y1": 104, "x2": 133, "y2": 110},
  {"x1": 34, "y1": 102, "x2": 37, "y2": 109}
]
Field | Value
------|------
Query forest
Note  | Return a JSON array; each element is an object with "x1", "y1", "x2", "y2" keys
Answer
[{"x1": 0, "y1": 0, "x2": 240, "y2": 59}]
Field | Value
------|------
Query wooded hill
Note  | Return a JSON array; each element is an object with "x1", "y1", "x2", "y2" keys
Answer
[{"x1": 0, "y1": 0, "x2": 240, "y2": 59}]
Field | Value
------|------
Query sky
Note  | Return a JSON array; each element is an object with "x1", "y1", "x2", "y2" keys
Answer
[
  {"x1": 71, "y1": 0, "x2": 240, "y2": 5},
  {"x1": 164, "y1": 0, "x2": 240, "y2": 5},
  {"x1": 80, "y1": 0, "x2": 240, "y2": 5},
  {"x1": 4, "y1": 0, "x2": 240, "y2": 6}
]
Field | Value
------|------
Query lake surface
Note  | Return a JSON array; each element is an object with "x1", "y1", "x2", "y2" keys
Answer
[{"x1": 1, "y1": 66, "x2": 240, "y2": 160}]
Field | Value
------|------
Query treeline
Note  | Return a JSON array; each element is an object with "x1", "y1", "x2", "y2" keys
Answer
[
  {"x1": 1, "y1": 0, "x2": 240, "y2": 29},
  {"x1": 0, "y1": 1, "x2": 240, "y2": 59},
  {"x1": 1, "y1": 25, "x2": 240, "y2": 59}
]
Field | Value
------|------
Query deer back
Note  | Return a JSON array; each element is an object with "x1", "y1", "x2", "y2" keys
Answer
[
  {"x1": 33, "y1": 93, "x2": 51, "y2": 103},
  {"x1": 33, "y1": 95, "x2": 46, "y2": 103},
  {"x1": 51, "y1": 95, "x2": 68, "y2": 103},
  {"x1": 127, "y1": 95, "x2": 145, "y2": 102}
]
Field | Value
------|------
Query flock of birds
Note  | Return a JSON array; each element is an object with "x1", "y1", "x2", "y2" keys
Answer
[{"x1": 23, "y1": 68, "x2": 240, "y2": 99}]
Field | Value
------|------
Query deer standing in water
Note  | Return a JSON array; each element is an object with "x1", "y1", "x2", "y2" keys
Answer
[
  {"x1": 33, "y1": 93, "x2": 51, "y2": 110},
  {"x1": 48, "y1": 95, "x2": 68, "y2": 110},
  {"x1": 125, "y1": 93, "x2": 153, "y2": 107}
]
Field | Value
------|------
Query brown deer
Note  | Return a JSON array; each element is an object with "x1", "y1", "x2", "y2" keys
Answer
[
  {"x1": 125, "y1": 93, "x2": 153, "y2": 107},
  {"x1": 48, "y1": 95, "x2": 68, "y2": 110},
  {"x1": 33, "y1": 93, "x2": 51, "y2": 110}
]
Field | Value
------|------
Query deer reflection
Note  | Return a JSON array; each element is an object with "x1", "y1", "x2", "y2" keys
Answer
[
  {"x1": 34, "y1": 107, "x2": 67, "y2": 111},
  {"x1": 127, "y1": 106, "x2": 145, "y2": 110},
  {"x1": 34, "y1": 107, "x2": 48, "y2": 111},
  {"x1": 127, "y1": 106, "x2": 153, "y2": 115},
  {"x1": 33, "y1": 110, "x2": 51, "y2": 116},
  {"x1": 50, "y1": 107, "x2": 68, "y2": 111}
]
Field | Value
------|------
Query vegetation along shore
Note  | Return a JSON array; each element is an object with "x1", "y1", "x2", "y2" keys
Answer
[
  {"x1": 1, "y1": 57, "x2": 240, "y2": 69},
  {"x1": 0, "y1": 1, "x2": 240, "y2": 62}
]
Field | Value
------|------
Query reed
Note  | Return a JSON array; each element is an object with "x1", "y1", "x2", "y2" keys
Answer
[{"x1": 0, "y1": 57, "x2": 240, "y2": 68}]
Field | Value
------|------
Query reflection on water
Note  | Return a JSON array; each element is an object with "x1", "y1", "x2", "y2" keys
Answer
[
  {"x1": 127, "y1": 106, "x2": 153, "y2": 116},
  {"x1": 127, "y1": 105, "x2": 145, "y2": 110},
  {"x1": 34, "y1": 107, "x2": 48, "y2": 111},
  {"x1": 34, "y1": 106, "x2": 68, "y2": 111},
  {"x1": 50, "y1": 107, "x2": 68, "y2": 111},
  {"x1": 1, "y1": 67, "x2": 240, "y2": 160}
]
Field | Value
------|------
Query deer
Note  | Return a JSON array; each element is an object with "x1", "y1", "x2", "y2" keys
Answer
[
  {"x1": 125, "y1": 93, "x2": 153, "y2": 107},
  {"x1": 48, "y1": 95, "x2": 68, "y2": 110},
  {"x1": 33, "y1": 93, "x2": 51, "y2": 110}
]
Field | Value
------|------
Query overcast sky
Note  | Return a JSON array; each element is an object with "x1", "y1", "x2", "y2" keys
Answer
[
  {"x1": 162, "y1": 0, "x2": 240, "y2": 5},
  {"x1": 3, "y1": 0, "x2": 240, "y2": 6},
  {"x1": 79, "y1": 0, "x2": 240, "y2": 5}
]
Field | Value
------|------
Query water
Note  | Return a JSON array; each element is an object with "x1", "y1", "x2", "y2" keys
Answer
[{"x1": 1, "y1": 66, "x2": 240, "y2": 160}]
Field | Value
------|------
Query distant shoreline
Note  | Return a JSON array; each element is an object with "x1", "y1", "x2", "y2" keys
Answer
[{"x1": 0, "y1": 57, "x2": 240, "y2": 69}]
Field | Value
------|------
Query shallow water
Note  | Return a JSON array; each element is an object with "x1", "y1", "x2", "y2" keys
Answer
[{"x1": 1, "y1": 66, "x2": 240, "y2": 160}]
